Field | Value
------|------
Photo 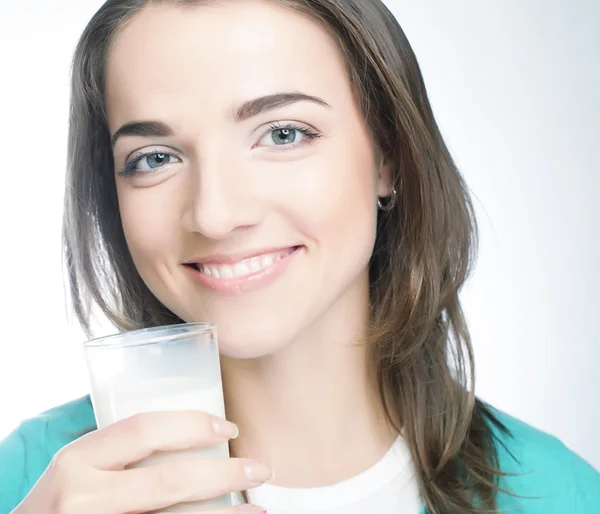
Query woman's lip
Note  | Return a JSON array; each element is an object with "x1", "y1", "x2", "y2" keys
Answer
[
  {"x1": 184, "y1": 246, "x2": 302, "y2": 295},
  {"x1": 185, "y1": 246, "x2": 298, "y2": 266}
]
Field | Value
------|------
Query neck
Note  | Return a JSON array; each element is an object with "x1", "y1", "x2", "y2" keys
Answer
[{"x1": 220, "y1": 273, "x2": 397, "y2": 487}]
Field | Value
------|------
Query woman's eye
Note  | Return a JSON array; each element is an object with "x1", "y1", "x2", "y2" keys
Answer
[
  {"x1": 135, "y1": 152, "x2": 177, "y2": 171},
  {"x1": 268, "y1": 128, "x2": 302, "y2": 145},
  {"x1": 119, "y1": 151, "x2": 181, "y2": 177},
  {"x1": 257, "y1": 124, "x2": 320, "y2": 149}
]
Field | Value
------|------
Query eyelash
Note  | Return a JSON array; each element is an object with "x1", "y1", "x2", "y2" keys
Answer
[
  {"x1": 118, "y1": 150, "x2": 160, "y2": 177},
  {"x1": 263, "y1": 122, "x2": 321, "y2": 149},
  {"x1": 117, "y1": 122, "x2": 321, "y2": 178}
]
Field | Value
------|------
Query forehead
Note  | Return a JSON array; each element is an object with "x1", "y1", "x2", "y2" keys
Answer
[{"x1": 104, "y1": 0, "x2": 354, "y2": 128}]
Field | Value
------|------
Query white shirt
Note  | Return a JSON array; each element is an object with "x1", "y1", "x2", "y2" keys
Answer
[{"x1": 232, "y1": 436, "x2": 423, "y2": 514}]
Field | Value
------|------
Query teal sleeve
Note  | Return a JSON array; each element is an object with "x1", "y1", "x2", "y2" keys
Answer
[
  {"x1": 0, "y1": 397, "x2": 96, "y2": 514},
  {"x1": 491, "y1": 408, "x2": 600, "y2": 513},
  {"x1": 0, "y1": 426, "x2": 29, "y2": 513},
  {"x1": 0, "y1": 418, "x2": 55, "y2": 514},
  {"x1": 568, "y1": 445, "x2": 600, "y2": 512}
]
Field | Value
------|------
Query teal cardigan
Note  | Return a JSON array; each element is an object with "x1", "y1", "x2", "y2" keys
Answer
[{"x1": 0, "y1": 396, "x2": 598, "y2": 513}]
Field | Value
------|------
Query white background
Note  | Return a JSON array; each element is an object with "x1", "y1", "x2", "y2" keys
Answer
[{"x1": 0, "y1": 0, "x2": 598, "y2": 470}]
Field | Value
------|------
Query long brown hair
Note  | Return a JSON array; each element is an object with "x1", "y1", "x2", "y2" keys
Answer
[{"x1": 64, "y1": 0, "x2": 513, "y2": 512}]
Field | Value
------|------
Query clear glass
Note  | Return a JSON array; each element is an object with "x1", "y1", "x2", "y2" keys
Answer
[{"x1": 83, "y1": 322, "x2": 231, "y2": 512}]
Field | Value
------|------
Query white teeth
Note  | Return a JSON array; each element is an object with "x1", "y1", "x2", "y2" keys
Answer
[
  {"x1": 234, "y1": 262, "x2": 250, "y2": 277},
  {"x1": 220, "y1": 266, "x2": 234, "y2": 279},
  {"x1": 250, "y1": 258, "x2": 262, "y2": 273},
  {"x1": 198, "y1": 248, "x2": 295, "y2": 280},
  {"x1": 261, "y1": 254, "x2": 274, "y2": 268}
]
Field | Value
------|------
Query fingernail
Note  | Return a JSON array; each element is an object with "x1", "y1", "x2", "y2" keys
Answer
[
  {"x1": 243, "y1": 461, "x2": 274, "y2": 486},
  {"x1": 212, "y1": 418, "x2": 239, "y2": 439}
]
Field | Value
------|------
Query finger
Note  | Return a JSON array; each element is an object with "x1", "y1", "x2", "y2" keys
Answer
[
  {"x1": 109, "y1": 458, "x2": 273, "y2": 514},
  {"x1": 62, "y1": 411, "x2": 238, "y2": 469}
]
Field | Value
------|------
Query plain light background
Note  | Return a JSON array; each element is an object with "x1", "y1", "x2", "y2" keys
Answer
[{"x1": 0, "y1": 0, "x2": 598, "y2": 471}]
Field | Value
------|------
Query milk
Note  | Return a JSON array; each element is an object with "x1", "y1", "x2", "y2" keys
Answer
[{"x1": 91, "y1": 377, "x2": 232, "y2": 512}]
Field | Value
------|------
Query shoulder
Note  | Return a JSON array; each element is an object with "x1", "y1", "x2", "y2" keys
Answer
[
  {"x1": 483, "y1": 405, "x2": 600, "y2": 513},
  {"x1": 0, "y1": 396, "x2": 96, "y2": 513}
]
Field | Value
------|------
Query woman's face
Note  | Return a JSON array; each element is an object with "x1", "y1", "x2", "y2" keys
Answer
[{"x1": 105, "y1": 0, "x2": 390, "y2": 357}]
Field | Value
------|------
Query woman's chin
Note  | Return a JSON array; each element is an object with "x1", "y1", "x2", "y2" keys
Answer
[
  {"x1": 185, "y1": 307, "x2": 305, "y2": 360},
  {"x1": 226, "y1": 322, "x2": 293, "y2": 357},
  {"x1": 186, "y1": 319, "x2": 285, "y2": 360},
  {"x1": 218, "y1": 344, "x2": 278, "y2": 360},
  {"x1": 217, "y1": 334, "x2": 289, "y2": 360}
]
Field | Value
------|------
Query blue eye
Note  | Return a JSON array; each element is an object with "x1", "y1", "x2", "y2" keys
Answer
[
  {"x1": 119, "y1": 151, "x2": 180, "y2": 177},
  {"x1": 258, "y1": 123, "x2": 320, "y2": 149},
  {"x1": 139, "y1": 152, "x2": 173, "y2": 169},
  {"x1": 271, "y1": 128, "x2": 298, "y2": 145}
]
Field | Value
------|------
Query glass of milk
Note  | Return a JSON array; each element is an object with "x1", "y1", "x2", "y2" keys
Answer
[{"x1": 83, "y1": 322, "x2": 231, "y2": 512}]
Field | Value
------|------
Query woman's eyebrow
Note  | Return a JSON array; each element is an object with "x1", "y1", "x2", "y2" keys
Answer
[
  {"x1": 110, "y1": 91, "x2": 331, "y2": 148},
  {"x1": 231, "y1": 91, "x2": 331, "y2": 121},
  {"x1": 111, "y1": 120, "x2": 173, "y2": 149}
]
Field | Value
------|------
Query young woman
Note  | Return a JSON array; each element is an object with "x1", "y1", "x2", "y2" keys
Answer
[{"x1": 1, "y1": 1, "x2": 598, "y2": 513}]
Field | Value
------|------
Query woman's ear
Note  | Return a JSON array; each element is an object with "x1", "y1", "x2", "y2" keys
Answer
[{"x1": 376, "y1": 156, "x2": 394, "y2": 198}]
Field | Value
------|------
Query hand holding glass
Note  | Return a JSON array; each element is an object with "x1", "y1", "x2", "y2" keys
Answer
[{"x1": 84, "y1": 323, "x2": 232, "y2": 512}]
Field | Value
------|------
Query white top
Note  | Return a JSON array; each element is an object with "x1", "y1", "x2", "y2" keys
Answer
[{"x1": 232, "y1": 436, "x2": 423, "y2": 514}]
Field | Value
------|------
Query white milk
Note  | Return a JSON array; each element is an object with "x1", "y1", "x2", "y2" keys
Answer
[{"x1": 91, "y1": 377, "x2": 232, "y2": 512}]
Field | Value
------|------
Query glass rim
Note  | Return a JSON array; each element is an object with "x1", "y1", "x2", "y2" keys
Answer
[{"x1": 83, "y1": 322, "x2": 216, "y2": 349}]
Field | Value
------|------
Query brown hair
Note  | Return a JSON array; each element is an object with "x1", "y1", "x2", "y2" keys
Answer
[{"x1": 64, "y1": 0, "x2": 514, "y2": 512}]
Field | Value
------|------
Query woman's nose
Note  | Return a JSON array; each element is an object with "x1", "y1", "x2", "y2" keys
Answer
[{"x1": 180, "y1": 153, "x2": 265, "y2": 240}]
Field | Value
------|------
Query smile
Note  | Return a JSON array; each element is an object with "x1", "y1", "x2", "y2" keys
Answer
[
  {"x1": 195, "y1": 247, "x2": 296, "y2": 280},
  {"x1": 184, "y1": 246, "x2": 301, "y2": 294}
]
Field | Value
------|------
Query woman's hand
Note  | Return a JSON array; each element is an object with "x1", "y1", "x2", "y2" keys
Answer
[{"x1": 12, "y1": 411, "x2": 270, "y2": 514}]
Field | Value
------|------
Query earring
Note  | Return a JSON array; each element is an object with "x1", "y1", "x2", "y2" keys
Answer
[{"x1": 377, "y1": 187, "x2": 397, "y2": 212}]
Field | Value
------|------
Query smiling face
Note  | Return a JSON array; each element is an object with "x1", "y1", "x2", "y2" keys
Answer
[{"x1": 104, "y1": 0, "x2": 390, "y2": 357}]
